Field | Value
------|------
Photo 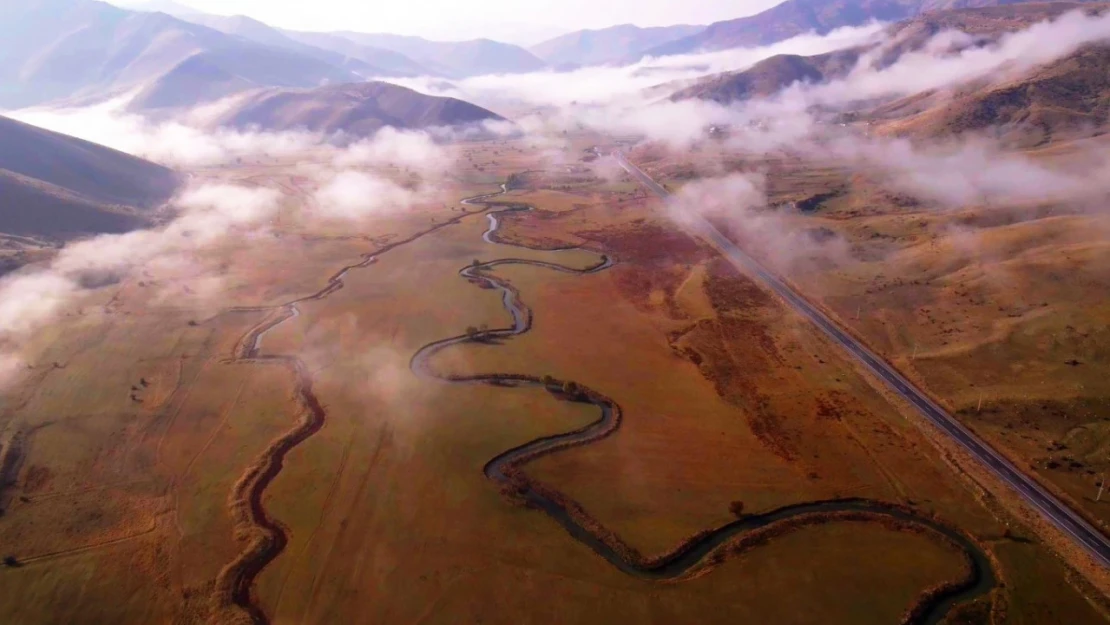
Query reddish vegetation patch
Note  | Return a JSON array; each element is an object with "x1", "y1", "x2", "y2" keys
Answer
[
  {"x1": 675, "y1": 317, "x2": 798, "y2": 461},
  {"x1": 703, "y1": 257, "x2": 775, "y2": 313},
  {"x1": 815, "y1": 391, "x2": 860, "y2": 422},
  {"x1": 578, "y1": 222, "x2": 710, "y2": 266},
  {"x1": 610, "y1": 265, "x2": 689, "y2": 319},
  {"x1": 492, "y1": 209, "x2": 587, "y2": 250},
  {"x1": 579, "y1": 223, "x2": 716, "y2": 319},
  {"x1": 667, "y1": 259, "x2": 808, "y2": 460},
  {"x1": 22, "y1": 465, "x2": 53, "y2": 494}
]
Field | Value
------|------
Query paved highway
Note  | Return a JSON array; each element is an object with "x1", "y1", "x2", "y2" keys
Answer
[{"x1": 613, "y1": 149, "x2": 1110, "y2": 568}]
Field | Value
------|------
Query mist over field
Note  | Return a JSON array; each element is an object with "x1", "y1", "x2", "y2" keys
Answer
[
  {"x1": 3, "y1": 5, "x2": 1110, "y2": 390},
  {"x1": 0, "y1": 109, "x2": 462, "y2": 387}
]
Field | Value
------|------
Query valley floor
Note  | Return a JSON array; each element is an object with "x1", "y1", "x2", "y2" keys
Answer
[{"x1": 0, "y1": 138, "x2": 1107, "y2": 625}]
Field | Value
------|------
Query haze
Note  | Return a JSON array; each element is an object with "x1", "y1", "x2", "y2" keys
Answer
[{"x1": 110, "y1": 0, "x2": 781, "y2": 42}]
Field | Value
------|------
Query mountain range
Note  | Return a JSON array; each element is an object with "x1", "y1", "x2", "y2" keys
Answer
[{"x1": 642, "y1": 0, "x2": 1105, "y2": 57}]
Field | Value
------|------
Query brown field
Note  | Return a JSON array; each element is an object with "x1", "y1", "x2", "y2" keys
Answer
[
  {"x1": 644, "y1": 137, "x2": 1110, "y2": 536},
  {"x1": 0, "y1": 137, "x2": 1107, "y2": 625}
]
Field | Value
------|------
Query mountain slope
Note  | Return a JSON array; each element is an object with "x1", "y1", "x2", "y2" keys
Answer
[
  {"x1": 643, "y1": 0, "x2": 1105, "y2": 57},
  {"x1": 671, "y1": 2, "x2": 1104, "y2": 104},
  {"x1": 529, "y1": 24, "x2": 705, "y2": 66},
  {"x1": 882, "y1": 43, "x2": 1110, "y2": 145},
  {"x1": 335, "y1": 33, "x2": 547, "y2": 77},
  {"x1": 0, "y1": 0, "x2": 363, "y2": 108},
  {"x1": 212, "y1": 81, "x2": 505, "y2": 136},
  {"x1": 0, "y1": 115, "x2": 180, "y2": 238}
]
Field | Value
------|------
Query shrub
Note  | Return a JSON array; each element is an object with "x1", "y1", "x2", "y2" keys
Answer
[{"x1": 729, "y1": 501, "x2": 746, "y2": 518}]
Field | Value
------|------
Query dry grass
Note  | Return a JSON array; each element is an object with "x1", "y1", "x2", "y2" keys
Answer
[
  {"x1": 1, "y1": 136, "x2": 1105, "y2": 625},
  {"x1": 644, "y1": 139, "x2": 1110, "y2": 621}
]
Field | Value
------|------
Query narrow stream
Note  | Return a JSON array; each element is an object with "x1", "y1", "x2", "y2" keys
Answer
[{"x1": 409, "y1": 193, "x2": 998, "y2": 624}]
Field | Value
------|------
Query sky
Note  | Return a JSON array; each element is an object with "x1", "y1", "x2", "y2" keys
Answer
[{"x1": 112, "y1": 0, "x2": 783, "y2": 44}]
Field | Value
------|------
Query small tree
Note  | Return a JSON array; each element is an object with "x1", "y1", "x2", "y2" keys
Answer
[
  {"x1": 3, "y1": 555, "x2": 19, "y2": 567},
  {"x1": 465, "y1": 326, "x2": 480, "y2": 340},
  {"x1": 472, "y1": 259, "x2": 482, "y2": 269},
  {"x1": 729, "y1": 501, "x2": 746, "y2": 518},
  {"x1": 541, "y1": 375, "x2": 556, "y2": 389}
]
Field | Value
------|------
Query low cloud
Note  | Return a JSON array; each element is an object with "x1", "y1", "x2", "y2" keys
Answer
[
  {"x1": 0, "y1": 183, "x2": 281, "y2": 385},
  {"x1": 7, "y1": 95, "x2": 319, "y2": 168},
  {"x1": 671, "y1": 173, "x2": 853, "y2": 275},
  {"x1": 390, "y1": 22, "x2": 886, "y2": 110},
  {"x1": 805, "y1": 8, "x2": 1110, "y2": 107}
]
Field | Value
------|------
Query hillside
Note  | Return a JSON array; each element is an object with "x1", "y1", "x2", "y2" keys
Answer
[
  {"x1": 334, "y1": 33, "x2": 547, "y2": 77},
  {"x1": 529, "y1": 24, "x2": 705, "y2": 67},
  {"x1": 671, "y1": 3, "x2": 1104, "y2": 104},
  {"x1": 0, "y1": 115, "x2": 180, "y2": 239},
  {"x1": 212, "y1": 81, "x2": 505, "y2": 136},
  {"x1": 670, "y1": 49, "x2": 861, "y2": 103},
  {"x1": 880, "y1": 43, "x2": 1110, "y2": 145}
]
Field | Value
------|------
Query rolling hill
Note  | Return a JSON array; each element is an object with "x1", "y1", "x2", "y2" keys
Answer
[
  {"x1": 529, "y1": 24, "x2": 705, "y2": 67},
  {"x1": 880, "y1": 43, "x2": 1110, "y2": 145},
  {"x1": 670, "y1": 49, "x2": 862, "y2": 103},
  {"x1": 0, "y1": 115, "x2": 180, "y2": 239},
  {"x1": 211, "y1": 81, "x2": 505, "y2": 136}
]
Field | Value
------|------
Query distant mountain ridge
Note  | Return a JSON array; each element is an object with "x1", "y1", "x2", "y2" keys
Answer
[
  {"x1": 529, "y1": 24, "x2": 705, "y2": 67},
  {"x1": 331, "y1": 33, "x2": 548, "y2": 77},
  {"x1": 643, "y1": 0, "x2": 1106, "y2": 57}
]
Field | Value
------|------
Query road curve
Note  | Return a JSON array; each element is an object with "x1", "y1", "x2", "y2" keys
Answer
[{"x1": 611, "y1": 150, "x2": 1110, "y2": 568}]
